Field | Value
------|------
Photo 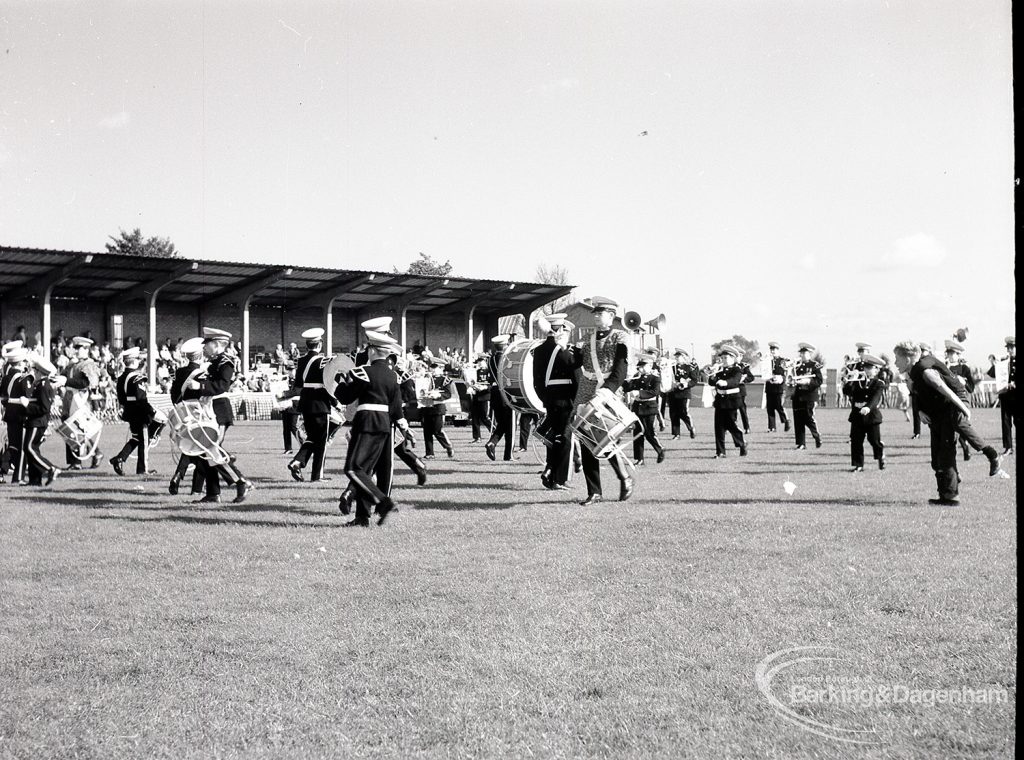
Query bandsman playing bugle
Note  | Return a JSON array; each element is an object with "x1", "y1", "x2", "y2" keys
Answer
[
  {"x1": 764, "y1": 341, "x2": 790, "y2": 433},
  {"x1": 666, "y1": 348, "x2": 701, "y2": 440},
  {"x1": 842, "y1": 353, "x2": 887, "y2": 472},
  {"x1": 710, "y1": 345, "x2": 747, "y2": 458},
  {"x1": 790, "y1": 342, "x2": 823, "y2": 450}
]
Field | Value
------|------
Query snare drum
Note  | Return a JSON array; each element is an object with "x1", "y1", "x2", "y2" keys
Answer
[
  {"x1": 496, "y1": 339, "x2": 545, "y2": 415},
  {"x1": 54, "y1": 406, "x2": 103, "y2": 459},
  {"x1": 570, "y1": 392, "x2": 640, "y2": 459},
  {"x1": 167, "y1": 400, "x2": 229, "y2": 464}
]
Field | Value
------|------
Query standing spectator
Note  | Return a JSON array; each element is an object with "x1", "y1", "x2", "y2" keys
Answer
[{"x1": 987, "y1": 336, "x2": 1016, "y2": 455}]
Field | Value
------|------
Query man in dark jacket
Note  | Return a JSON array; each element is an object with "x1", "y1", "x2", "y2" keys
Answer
[
  {"x1": 842, "y1": 354, "x2": 887, "y2": 471},
  {"x1": 531, "y1": 313, "x2": 579, "y2": 490}
]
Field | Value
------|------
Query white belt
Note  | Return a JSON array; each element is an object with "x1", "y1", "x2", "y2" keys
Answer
[
  {"x1": 854, "y1": 402, "x2": 867, "y2": 408},
  {"x1": 125, "y1": 396, "x2": 138, "y2": 402},
  {"x1": 210, "y1": 392, "x2": 231, "y2": 401},
  {"x1": 356, "y1": 403, "x2": 389, "y2": 413},
  {"x1": 304, "y1": 383, "x2": 324, "y2": 389},
  {"x1": 546, "y1": 379, "x2": 573, "y2": 386},
  {"x1": 637, "y1": 397, "x2": 658, "y2": 403},
  {"x1": 716, "y1": 388, "x2": 740, "y2": 395}
]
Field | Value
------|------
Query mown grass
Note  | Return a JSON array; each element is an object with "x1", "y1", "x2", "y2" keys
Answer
[{"x1": 0, "y1": 408, "x2": 1015, "y2": 759}]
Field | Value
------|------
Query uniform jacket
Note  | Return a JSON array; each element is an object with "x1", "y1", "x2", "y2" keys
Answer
[
  {"x1": 987, "y1": 355, "x2": 1015, "y2": 401},
  {"x1": 766, "y1": 356, "x2": 790, "y2": 395},
  {"x1": 844, "y1": 377, "x2": 886, "y2": 424},
  {"x1": 469, "y1": 366, "x2": 492, "y2": 399},
  {"x1": 578, "y1": 329, "x2": 629, "y2": 400},
  {"x1": 170, "y1": 362, "x2": 205, "y2": 404},
  {"x1": 3, "y1": 369, "x2": 32, "y2": 424},
  {"x1": 293, "y1": 350, "x2": 336, "y2": 415},
  {"x1": 23, "y1": 378, "x2": 57, "y2": 429},
  {"x1": 201, "y1": 352, "x2": 235, "y2": 423},
  {"x1": 667, "y1": 362, "x2": 702, "y2": 399},
  {"x1": 910, "y1": 355, "x2": 968, "y2": 414},
  {"x1": 116, "y1": 368, "x2": 156, "y2": 423},
  {"x1": 710, "y1": 365, "x2": 745, "y2": 410},
  {"x1": 737, "y1": 363, "x2": 755, "y2": 399},
  {"x1": 488, "y1": 350, "x2": 506, "y2": 410},
  {"x1": 622, "y1": 373, "x2": 661, "y2": 416},
  {"x1": 420, "y1": 374, "x2": 454, "y2": 416},
  {"x1": 947, "y1": 362, "x2": 975, "y2": 395},
  {"x1": 334, "y1": 359, "x2": 404, "y2": 434},
  {"x1": 532, "y1": 336, "x2": 579, "y2": 408},
  {"x1": 790, "y1": 362, "x2": 823, "y2": 408}
]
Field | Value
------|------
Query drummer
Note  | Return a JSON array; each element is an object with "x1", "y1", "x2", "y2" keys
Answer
[
  {"x1": 61, "y1": 336, "x2": 104, "y2": 470},
  {"x1": 484, "y1": 335, "x2": 515, "y2": 461},
  {"x1": 110, "y1": 347, "x2": 163, "y2": 477},
  {"x1": 531, "y1": 313, "x2": 577, "y2": 490},
  {"x1": 167, "y1": 337, "x2": 207, "y2": 496},
  {"x1": 576, "y1": 296, "x2": 634, "y2": 505},
  {"x1": 287, "y1": 327, "x2": 342, "y2": 483}
]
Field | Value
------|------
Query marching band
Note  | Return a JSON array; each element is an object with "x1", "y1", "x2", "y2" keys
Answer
[{"x1": 0, "y1": 310, "x2": 1014, "y2": 514}]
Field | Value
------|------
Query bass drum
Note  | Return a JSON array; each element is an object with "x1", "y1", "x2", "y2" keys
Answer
[
  {"x1": 322, "y1": 354, "x2": 357, "y2": 421},
  {"x1": 496, "y1": 339, "x2": 545, "y2": 415}
]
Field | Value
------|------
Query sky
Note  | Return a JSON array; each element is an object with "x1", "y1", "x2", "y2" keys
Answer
[{"x1": 0, "y1": 0, "x2": 1015, "y2": 365}]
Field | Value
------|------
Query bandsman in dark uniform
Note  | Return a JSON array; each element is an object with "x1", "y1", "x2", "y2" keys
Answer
[
  {"x1": 944, "y1": 339, "x2": 976, "y2": 461},
  {"x1": 576, "y1": 296, "x2": 633, "y2": 505},
  {"x1": 987, "y1": 336, "x2": 1016, "y2": 455},
  {"x1": 18, "y1": 355, "x2": 63, "y2": 486},
  {"x1": 531, "y1": 313, "x2": 578, "y2": 490},
  {"x1": 709, "y1": 345, "x2": 747, "y2": 458},
  {"x1": 484, "y1": 335, "x2": 515, "y2": 461},
  {"x1": 355, "y1": 316, "x2": 395, "y2": 366},
  {"x1": 666, "y1": 348, "x2": 701, "y2": 439},
  {"x1": 842, "y1": 353, "x2": 887, "y2": 472},
  {"x1": 420, "y1": 360, "x2": 455, "y2": 459},
  {"x1": 287, "y1": 327, "x2": 343, "y2": 482},
  {"x1": 623, "y1": 353, "x2": 666, "y2": 465},
  {"x1": 1, "y1": 342, "x2": 30, "y2": 483},
  {"x1": 764, "y1": 341, "x2": 791, "y2": 433},
  {"x1": 333, "y1": 330, "x2": 408, "y2": 527},
  {"x1": 110, "y1": 347, "x2": 164, "y2": 476},
  {"x1": 467, "y1": 354, "x2": 492, "y2": 443},
  {"x1": 167, "y1": 337, "x2": 208, "y2": 495},
  {"x1": 790, "y1": 342, "x2": 823, "y2": 450},
  {"x1": 736, "y1": 356, "x2": 755, "y2": 434},
  {"x1": 195, "y1": 327, "x2": 252, "y2": 503},
  {"x1": 387, "y1": 353, "x2": 427, "y2": 486},
  {"x1": 61, "y1": 336, "x2": 104, "y2": 469}
]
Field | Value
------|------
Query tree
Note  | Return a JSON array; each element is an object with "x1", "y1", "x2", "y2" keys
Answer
[
  {"x1": 395, "y1": 252, "x2": 453, "y2": 277},
  {"x1": 105, "y1": 228, "x2": 178, "y2": 258},
  {"x1": 710, "y1": 335, "x2": 760, "y2": 366},
  {"x1": 534, "y1": 263, "x2": 573, "y2": 315}
]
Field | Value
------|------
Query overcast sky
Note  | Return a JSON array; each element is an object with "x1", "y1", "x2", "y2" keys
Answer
[{"x1": 0, "y1": 0, "x2": 1014, "y2": 364}]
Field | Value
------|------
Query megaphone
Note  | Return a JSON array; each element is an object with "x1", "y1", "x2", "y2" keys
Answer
[
  {"x1": 953, "y1": 327, "x2": 969, "y2": 343},
  {"x1": 623, "y1": 311, "x2": 643, "y2": 331},
  {"x1": 645, "y1": 313, "x2": 666, "y2": 332}
]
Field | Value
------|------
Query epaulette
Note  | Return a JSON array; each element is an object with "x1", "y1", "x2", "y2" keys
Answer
[{"x1": 348, "y1": 367, "x2": 369, "y2": 383}]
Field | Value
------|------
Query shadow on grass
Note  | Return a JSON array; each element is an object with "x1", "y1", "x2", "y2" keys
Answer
[
  {"x1": 89, "y1": 513, "x2": 349, "y2": 529},
  {"x1": 665, "y1": 496, "x2": 920, "y2": 507},
  {"x1": 408, "y1": 499, "x2": 516, "y2": 511}
]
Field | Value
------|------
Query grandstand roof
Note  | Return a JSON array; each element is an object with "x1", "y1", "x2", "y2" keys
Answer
[{"x1": 0, "y1": 246, "x2": 573, "y2": 315}]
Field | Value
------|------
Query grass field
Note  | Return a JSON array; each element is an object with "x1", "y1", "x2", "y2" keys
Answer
[{"x1": 0, "y1": 407, "x2": 1016, "y2": 759}]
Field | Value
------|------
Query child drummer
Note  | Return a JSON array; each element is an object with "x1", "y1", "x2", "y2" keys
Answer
[{"x1": 843, "y1": 353, "x2": 887, "y2": 472}]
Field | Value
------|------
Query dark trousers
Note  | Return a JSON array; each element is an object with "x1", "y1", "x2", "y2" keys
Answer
[
  {"x1": 282, "y1": 411, "x2": 303, "y2": 451},
  {"x1": 23, "y1": 426, "x2": 57, "y2": 483},
  {"x1": 486, "y1": 401, "x2": 515, "y2": 460},
  {"x1": 543, "y1": 405, "x2": 573, "y2": 485},
  {"x1": 344, "y1": 431, "x2": 391, "y2": 522},
  {"x1": 793, "y1": 405, "x2": 820, "y2": 447},
  {"x1": 713, "y1": 407, "x2": 744, "y2": 455},
  {"x1": 911, "y1": 396, "x2": 922, "y2": 436},
  {"x1": 928, "y1": 407, "x2": 960, "y2": 500},
  {"x1": 470, "y1": 395, "x2": 491, "y2": 440},
  {"x1": 766, "y1": 390, "x2": 788, "y2": 431},
  {"x1": 421, "y1": 410, "x2": 451, "y2": 456},
  {"x1": 632, "y1": 414, "x2": 663, "y2": 461},
  {"x1": 394, "y1": 439, "x2": 425, "y2": 480},
  {"x1": 5, "y1": 421, "x2": 24, "y2": 482},
  {"x1": 201, "y1": 457, "x2": 243, "y2": 497},
  {"x1": 999, "y1": 395, "x2": 1015, "y2": 450},
  {"x1": 114, "y1": 418, "x2": 161, "y2": 474},
  {"x1": 519, "y1": 413, "x2": 539, "y2": 450},
  {"x1": 170, "y1": 452, "x2": 201, "y2": 486},
  {"x1": 953, "y1": 413, "x2": 995, "y2": 460},
  {"x1": 850, "y1": 418, "x2": 884, "y2": 467},
  {"x1": 294, "y1": 413, "x2": 332, "y2": 481},
  {"x1": 581, "y1": 444, "x2": 627, "y2": 497},
  {"x1": 738, "y1": 399, "x2": 750, "y2": 432},
  {"x1": 668, "y1": 396, "x2": 694, "y2": 436}
]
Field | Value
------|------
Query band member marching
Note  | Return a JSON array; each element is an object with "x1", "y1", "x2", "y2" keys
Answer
[
  {"x1": 18, "y1": 355, "x2": 65, "y2": 486},
  {"x1": 790, "y1": 342, "x2": 823, "y2": 450},
  {"x1": 167, "y1": 337, "x2": 207, "y2": 495},
  {"x1": 332, "y1": 330, "x2": 409, "y2": 527},
  {"x1": 420, "y1": 360, "x2": 455, "y2": 459},
  {"x1": 710, "y1": 345, "x2": 748, "y2": 458},
  {"x1": 287, "y1": 328, "x2": 343, "y2": 482},
  {"x1": 531, "y1": 313, "x2": 578, "y2": 490},
  {"x1": 61, "y1": 336, "x2": 104, "y2": 470},
  {"x1": 666, "y1": 349, "x2": 700, "y2": 439},
  {"x1": 576, "y1": 296, "x2": 633, "y2": 505},
  {"x1": 622, "y1": 354, "x2": 666, "y2": 465},
  {"x1": 842, "y1": 353, "x2": 887, "y2": 471},
  {"x1": 764, "y1": 342, "x2": 791, "y2": 433},
  {"x1": 1, "y1": 342, "x2": 30, "y2": 483},
  {"x1": 484, "y1": 335, "x2": 515, "y2": 461},
  {"x1": 737, "y1": 356, "x2": 755, "y2": 434},
  {"x1": 194, "y1": 328, "x2": 252, "y2": 503},
  {"x1": 110, "y1": 347, "x2": 165, "y2": 476}
]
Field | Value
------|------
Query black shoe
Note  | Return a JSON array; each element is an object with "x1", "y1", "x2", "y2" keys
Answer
[
  {"x1": 1002, "y1": 448, "x2": 1014, "y2": 456},
  {"x1": 311, "y1": 476, "x2": 332, "y2": 483},
  {"x1": 90, "y1": 453, "x2": 104, "y2": 469},
  {"x1": 233, "y1": 479, "x2": 252, "y2": 503},
  {"x1": 45, "y1": 469, "x2": 59, "y2": 487},
  {"x1": 632, "y1": 459, "x2": 645, "y2": 467},
  {"x1": 989, "y1": 455, "x2": 1003, "y2": 477},
  {"x1": 619, "y1": 477, "x2": 634, "y2": 502},
  {"x1": 878, "y1": 457, "x2": 886, "y2": 470},
  {"x1": 743, "y1": 428, "x2": 751, "y2": 435},
  {"x1": 446, "y1": 447, "x2": 454, "y2": 458},
  {"x1": 784, "y1": 421, "x2": 791, "y2": 432},
  {"x1": 714, "y1": 453, "x2": 726, "y2": 459},
  {"x1": 168, "y1": 478, "x2": 180, "y2": 495},
  {"x1": 850, "y1": 466, "x2": 864, "y2": 473},
  {"x1": 375, "y1": 497, "x2": 395, "y2": 525},
  {"x1": 472, "y1": 438, "x2": 481, "y2": 443},
  {"x1": 690, "y1": 429, "x2": 696, "y2": 439},
  {"x1": 657, "y1": 449, "x2": 666, "y2": 464},
  {"x1": 580, "y1": 493, "x2": 603, "y2": 505},
  {"x1": 415, "y1": 467, "x2": 428, "y2": 486},
  {"x1": 963, "y1": 449, "x2": 971, "y2": 461},
  {"x1": 767, "y1": 428, "x2": 776, "y2": 433},
  {"x1": 111, "y1": 458, "x2": 125, "y2": 476},
  {"x1": 541, "y1": 474, "x2": 553, "y2": 489},
  {"x1": 424, "y1": 454, "x2": 435, "y2": 460},
  {"x1": 485, "y1": 442, "x2": 496, "y2": 461},
  {"x1": 795, "y1": 445, "x2": 806, "y2": 450},
  {"x1": 287, "y1": 461, "x2": 303, "y2": 482},
  {"x1": 196, "y1": 494, "x2": 221, "y2": 504},
  {"x1": 814, "y1": 437, "x2": 822, "y2": 449},
  {"x1": 574, "y1": 460, "x2": 582, "y2": 473},
  {"x1": 343, "y1": 518, "x2": 370, "y2": 528},
  {"x1": 928, "y1": 497, "x2": 960, "y2": 506},
  {"x1": 284, "y1": 449, "x2": 293, "y2": 455},
  {"x1": 739, "y1": 445, "x2": 748, "y2": 457},
  {"x1": 551, "y1": 483, "x2": 570, "y2": 491},
  {"x1": 67, "y1": 464, "x2": 82, "y2": 471},
  {"x1": 912, "y1": 434, "x2": 921, "y2": 440},
  {"x1": 671, "y1": 435, "x2": 680, "y2": 440}
]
